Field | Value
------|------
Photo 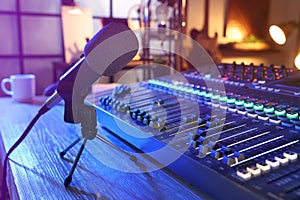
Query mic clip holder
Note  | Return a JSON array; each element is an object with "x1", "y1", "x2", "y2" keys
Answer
[
  {"x1": 56, "y1": 59, "x2": 87, "y2": 124},
  {"x1": 56, "y1": 69, "x2": 97, "y2": 186}
]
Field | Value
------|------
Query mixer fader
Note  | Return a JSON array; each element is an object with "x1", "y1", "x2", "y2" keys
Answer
[{"x1": 88, "y1": 62, "x2": 300, "y2": 199}]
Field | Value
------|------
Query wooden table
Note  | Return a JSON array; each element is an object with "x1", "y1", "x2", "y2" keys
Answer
[{"x1": 0, "y1": 97, "x2": 208, "y2": 200}]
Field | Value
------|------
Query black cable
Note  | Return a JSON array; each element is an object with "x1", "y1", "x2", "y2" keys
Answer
[{"x1": 0, "y1": 109, "x2": 44, "y2": 198}]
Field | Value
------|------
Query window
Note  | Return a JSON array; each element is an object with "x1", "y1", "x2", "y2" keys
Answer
[{"x1": 0, "y1": 0, "x2": 142, "y2": 95}]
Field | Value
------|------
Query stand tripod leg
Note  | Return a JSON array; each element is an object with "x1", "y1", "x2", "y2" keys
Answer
[
  {"x1": 64, "y1": 137, "x2": 88, "y2": 187},
  {"x1": 60, "y1": 136, "x2": 83, "y2": 158}
]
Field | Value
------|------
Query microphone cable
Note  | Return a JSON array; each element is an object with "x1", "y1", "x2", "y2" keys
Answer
[{"x1": 0, "y1": 105, "x2": 49, "y2": 197}]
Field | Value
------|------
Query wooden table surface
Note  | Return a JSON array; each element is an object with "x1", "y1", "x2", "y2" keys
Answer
[{"x1": 0, "y1": 97, "x2": 209, "y2": 200}]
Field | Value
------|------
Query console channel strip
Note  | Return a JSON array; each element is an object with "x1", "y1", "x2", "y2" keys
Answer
[{"x1": 87, "y1": 63, "x2": 300, "y2": 199}]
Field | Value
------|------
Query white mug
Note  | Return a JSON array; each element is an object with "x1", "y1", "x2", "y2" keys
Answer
[{"x1": 1, "y1": 74, "x2": 36, "y2": 102}]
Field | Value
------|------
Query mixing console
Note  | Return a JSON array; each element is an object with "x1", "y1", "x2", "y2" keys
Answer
[{"x1": 87, "y1": 62, "x2": 300, "y2": 199}]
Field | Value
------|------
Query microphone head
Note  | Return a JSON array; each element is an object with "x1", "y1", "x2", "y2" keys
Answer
[{"x1": 84, "y1": 22, "x2": 139, "y2": 76}]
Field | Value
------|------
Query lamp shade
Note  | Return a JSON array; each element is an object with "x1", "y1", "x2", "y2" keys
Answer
[
  {"x1": 269, "y1": 21, "x2": 299, "y2": 45},
  {"x1": 62, "y1": 0, "x2": 75, "y2": 6}
]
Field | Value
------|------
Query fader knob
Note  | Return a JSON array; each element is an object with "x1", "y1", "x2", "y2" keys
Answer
[
  {"x1": 286, "y1": 111, "x2": 299, "y2": 120},
  {"x1": 210, "y1": 150, "x2": 223, "y2": 159},
  {"x1": 275, "y1": 108, "x2": 286, "y2": 117},
  {"x1": 119, "y1": 105, "x2": 130, "y2": 114}
]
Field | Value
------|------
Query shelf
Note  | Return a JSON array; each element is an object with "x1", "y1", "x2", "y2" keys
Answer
[{"x1": 219, "y1": 42, "x2": 280, "y2": 54}]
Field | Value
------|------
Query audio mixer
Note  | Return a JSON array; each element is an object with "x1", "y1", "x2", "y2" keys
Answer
[{"x1": 87, "y1": 62, "x2": 300, "y2": 199}]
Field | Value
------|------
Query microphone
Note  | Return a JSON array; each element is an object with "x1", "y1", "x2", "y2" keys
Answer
[{"x1": 40, "y1": 22, "x2": 139, "y2": 123}]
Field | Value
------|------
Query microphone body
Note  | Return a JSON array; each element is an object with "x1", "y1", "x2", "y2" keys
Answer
[{"x1": 40, "y1": 22, "x2": 139, "y2": 123}]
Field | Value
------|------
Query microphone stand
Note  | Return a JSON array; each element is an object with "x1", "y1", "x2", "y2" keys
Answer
[
  {"x1": 56, "y1": 67, "x2": 137, "y2": 187},
  {"x1": 54, "y1": 63, "x2": 97, "y2": 186},
  {"x1": 61, "y1": 104, "x2": 97, "y2": 187}
]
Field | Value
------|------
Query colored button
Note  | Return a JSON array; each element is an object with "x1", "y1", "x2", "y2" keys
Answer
[
  {"x1": 235, "y1": 99, "x2": 245, "y2": 106},
  {"x1": 227, "y1": 97, "x2": 236, "y2": 104},
  {"x1": 198, "y1": 145, "x2": 210, "y2": 155},
  {"x1": 189, "y1": 140, "x2": 200, "y2": 148},
  {"x1": 205, "y1": 92, "x2": 213, "y2": 98},
  {"x1": 143, "y1": 118, "x2": 150, "y2": 125},
  {"x1": 244, "y1": 101, "x2": 254, "y2": 108},
  {"x1": 256, "y1": 161, "x2": 271, "y2": 172},
  {"x1": 219, "y1": 96, "x2": 227, "y2": 102},
  {"x1": 204, "y1": 74, "x2": 211, "y2": 79},
  {"x1": 210, "y1": 150, "x2": 223, "y2": 159},
  {"x1": 275, "y1": 109, "x2": 286, "y2": 116},
  {"x1": 254, "y1": 104, "x2": 264, "y2": 111},
  {"x1": 237, "y1": 168, "x2": 251, "y2": 180},
  {"x1": 211, "y1": 94, "x2": 220, "y2": 100},
  {"x1": 266, "y1": 158, "x2": 280, "y2": 168},
  {"x1": 286, "y1": 111, "x2": 299, "y2": 119},
  {"x1": 223, "y1": 156, "x2": 237, "y2": 165},
  {"x1": 197, "y1": 90, "x2": 206, "y2": 96},
  {"x1": 283, "y1": 151, "x2": 298, "y2": 161},
  {"x1": 275, "y1": 154, "x2": 289, "y2": 165},
  {"x1": 246, "y1": 165, "x2": 261, "y2": 176},
  {"x1": 264, "y1": 106, "x2": 274, "y2": 113}
]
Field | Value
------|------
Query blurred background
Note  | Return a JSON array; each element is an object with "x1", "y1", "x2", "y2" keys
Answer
[{"x1": 0, "y1": 0, "x2": 299, "y2": 96}]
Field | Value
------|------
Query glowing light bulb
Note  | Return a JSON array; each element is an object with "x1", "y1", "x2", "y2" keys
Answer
[
  {"x1": 227, "y1": 27, "x2": 244, "y2": 41},
  {"x1": 67, "y1": 7, "x2": 82, "y2": 14},
  {"x1": 295, "y1": 53, "x2": 300, "y2": 69},
  {"x1": 269, "y1": 25, "x2": 286, "y2": 45}
]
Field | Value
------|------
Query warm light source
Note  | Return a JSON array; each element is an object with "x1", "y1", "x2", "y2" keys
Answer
[
  {"x1": 295, "y1": 53, "x2": 300, "y2": 69},
  {"x1": 61, "y1": 0, "x2": 83, "y2": 15},
  {"x1": 269, "y1": 20, "x2": 300, "y2": 68},
  {"x1": 269, "y1": 25, "x2": 287, "y2": 45},
  {"x1": 67, "y1": 7, "x2": 83, "y2": 15},
  {"x1": 269, "y1": 21, "x2": 299, "y2": 45},
  {"x1": 227, "y1": 26, "x2": 245, "y2": 41}
]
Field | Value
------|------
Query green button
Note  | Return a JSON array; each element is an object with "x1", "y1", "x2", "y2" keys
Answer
[
  {"x1": 275, "y1": 109, "x2": 286, "y2": 116},
  {"x1": 235, "y1": 99, "x2": 245, "y2": 106},
  {"x1": 204, "y1": 74, "x2": 211, "y2": 79},
  {"x1": 205, "y1": 92, "x2": 213, "y2": 98},
  {"x1": 264, "y1": 106, "x2": 274, "y2": 113},
  {"x1": 161, "y1": 83, "x2": 167, "y2": 87},
  {"x1": 219, "y1": 96, "x2": 227, "y2": 102},
  {"x1": 212, "y1": 94, "x2": 220, "y2": 100},
  {"x1": 227, "y1": 97, "x2": 236, "y2": 104},
  {"x1": 172, "y1": 85, "x2": 178, "y2": 90},
  {"x1": 244, "y1": 101, "x2": 254, "y2": 108},
  {"x1": 178, "y1": 86, "x2": 185, "y2": 91},
  {"x1": 186, "y1": 88, "x2": 194, "y2": 93},
  {"x1": 198, "y1": 90, "x2": 206, "y2": 96},
  {"x1": 191, "y1": 89, "x2": 198, "y2": 95},
  {"x1": 287, "y1": 112, "x2": 299, "y2": 119},
  {"x1": 159, "y1": 82, "x2": 165, "y2": 87},
  {"x1": 148, "y1": 79, "x2": 155, "y2": 84},
  {"x1": 254, "y1": 104, "x2": 264, "y2": 110},
  {"x1": 184, "y1": 87, "x2": 190, "y2": 92}
]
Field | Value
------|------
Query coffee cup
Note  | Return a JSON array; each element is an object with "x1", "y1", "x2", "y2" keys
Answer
[{"x1": 1, "y1": 74, "x2": 36, "y2": 103}]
